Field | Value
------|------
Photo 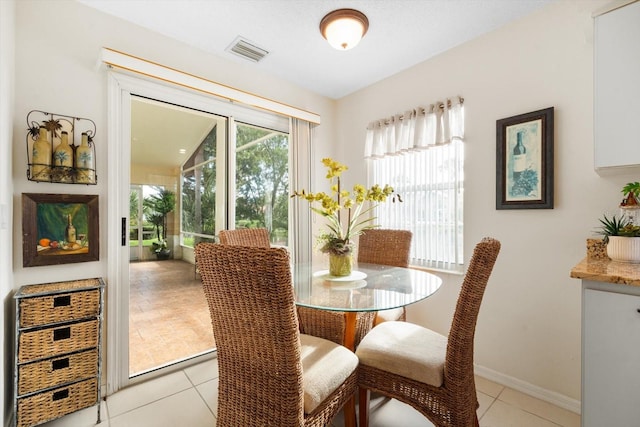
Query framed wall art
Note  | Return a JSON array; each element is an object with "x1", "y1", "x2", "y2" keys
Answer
[
  {"x1": 22, "y1": 193, "x2": 99, "y2": 267},
  {"x1": 496, "y1": 107, "x2": 554, "y2": 210}
]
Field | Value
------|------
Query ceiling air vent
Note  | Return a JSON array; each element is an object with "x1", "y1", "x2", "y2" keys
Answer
[{"x1": 226, "y1": 37, "x2": 269, "y2": 63}]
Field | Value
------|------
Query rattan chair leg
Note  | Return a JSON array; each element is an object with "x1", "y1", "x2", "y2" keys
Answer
[
  {"x1": 344, "y1": 396, "x2": 357, "y2": 427},
  {"x1": 359, "y1": 387, "x2": 370, "y2": 427}
]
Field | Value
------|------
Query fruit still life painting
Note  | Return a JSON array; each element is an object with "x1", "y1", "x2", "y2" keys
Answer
[
  {"x1": 36, "y1": 202, "x2": 89, "y2": 255},
  {"x1": 23, "y1": 193, "x2": 99, "y2": 267}
]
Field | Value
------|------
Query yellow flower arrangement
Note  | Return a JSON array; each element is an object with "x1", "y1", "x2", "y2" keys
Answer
[{"x1": 292, "y1": 158, "x2": 400, "y2": 257}]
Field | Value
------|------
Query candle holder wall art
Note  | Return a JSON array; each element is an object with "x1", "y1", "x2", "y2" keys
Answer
[
  {"x1": 26, "y1": 110, "x2": 97, "y2": 184},
  {"x1": 22, "y1": 193, "x2": 99, "y2": 267}
]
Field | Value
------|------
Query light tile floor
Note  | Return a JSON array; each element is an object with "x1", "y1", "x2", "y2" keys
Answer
[{"x1": 39, "y1": 358, "x2": 580, "y2": 427}]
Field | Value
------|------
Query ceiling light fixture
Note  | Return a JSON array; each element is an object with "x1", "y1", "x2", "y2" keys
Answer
[{"x1": 319, "y1": 9, "x2": 369, "y2": 51}]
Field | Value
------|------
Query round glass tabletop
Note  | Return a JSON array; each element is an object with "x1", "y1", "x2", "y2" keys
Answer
[{"x1": 293, "y1": 262, "x2": 442, "y2": 312}]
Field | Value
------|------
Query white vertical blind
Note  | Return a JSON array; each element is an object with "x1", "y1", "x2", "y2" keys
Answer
[
  {"x1": 365, "y1": 97, "x2": 464, "y2": 271},
  {"x1": 290, "y1": 118, "x2": 314, "y2": 265}
]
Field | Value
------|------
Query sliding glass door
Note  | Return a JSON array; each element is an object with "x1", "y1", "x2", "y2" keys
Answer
[
  {"x1": 231, "y1": 122, "x2": 289, "y2": 242},
  {"x1": 180, "y1": 120, "x2": 289, "y2": 248},
  {"x1": 128, "y1": 96, "x2": 290, "y2": 379},
  {"x1": 107, "y1": 71, "x2": 303, "y2": 392}
]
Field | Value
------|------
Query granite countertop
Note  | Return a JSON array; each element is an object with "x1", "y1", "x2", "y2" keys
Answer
[{"x1": 571, "y1": 257, "x2": 640, "y2": 287}]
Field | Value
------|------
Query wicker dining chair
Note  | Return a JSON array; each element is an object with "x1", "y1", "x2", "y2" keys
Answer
[
  {"x1": 356, "y1": 237, "x2": 501, "y2": 427},
  {"x1": 357, "y1": 229, "x2": 412, "y2": 325},
  {"x1": 194, "y1": 228, "x2": 271, "y2": 279},
  {"x1": 297, "y1": 229, "x2": 412, "y2": 349},
  {"x1": 218, "y1": 228, "x2": 271, "y2": 247},
  {"x1": 195, "y1": 244, "x2": 358, "y2": 427}
]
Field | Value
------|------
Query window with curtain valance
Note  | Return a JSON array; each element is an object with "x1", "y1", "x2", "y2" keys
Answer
[{"x1": 365, "y1": 96, "x2": 465, "y2": 272}]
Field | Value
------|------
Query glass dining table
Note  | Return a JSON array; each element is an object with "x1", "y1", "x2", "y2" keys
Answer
[{"x1": 293, "y1": 262, "x2": 443, "y2": 350}]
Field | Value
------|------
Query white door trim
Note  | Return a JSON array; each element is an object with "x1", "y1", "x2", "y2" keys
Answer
[
  {"x1": 106, "y1": 69, "x2": 313, "y2": 394},
  {"x1": 106, "y1": 71, "x2": 131, "y2": 394},
  {"x1": 101, "y1": 47, "x2": 320, "y2": 124},
  {"x1": 106, "y1": 71, "x2": 240, "y2": 393}
]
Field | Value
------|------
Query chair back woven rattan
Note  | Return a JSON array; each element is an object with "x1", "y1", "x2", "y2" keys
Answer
[
  {"x1": 359, "y1": 229, "x2": 412, "y2": 324},
  {"x1": 218, "y1": 228, "x2": 271, "y2": 247},
  {"x1": 358, "y1": 237, "x2": 501, "y2": 427},
  {"x1": 195, "y1": 244, "x2": 357, "y2": 426},
  {"x1": 357, "y1": 229, "x2": 412, "y2": 268},
  {"x1": 297, "y1": 229, "x2": 413, "y2": 347}
]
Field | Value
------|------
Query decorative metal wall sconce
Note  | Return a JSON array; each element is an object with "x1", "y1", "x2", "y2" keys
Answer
[{"x1": 26, "y1": 110, "x2": 97, "y2": 184}]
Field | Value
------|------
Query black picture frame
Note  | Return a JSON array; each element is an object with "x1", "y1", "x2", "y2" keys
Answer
[
  {"x1": 22, "y1": 193, "x2": 99, "y2": 267},
  {"x1": 496, "y1": 107, "x2": 554, "y2": 210}
]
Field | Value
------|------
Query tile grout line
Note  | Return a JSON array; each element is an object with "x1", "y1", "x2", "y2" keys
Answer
[
  {"x1": 494, "y1": 388, "x2": 574, "y2": 427},
  {"x1": 192, "y1": 380, "x2": 217, "y2": 419},
  {"x1": 106, "y1": 371, "x2": 194, "y2": 422},
  {"x1": 478, "y1": 395, "x2": 497, "y2": 424}
]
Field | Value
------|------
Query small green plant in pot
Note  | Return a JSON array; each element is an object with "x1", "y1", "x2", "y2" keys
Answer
[
  {"x1": 597, "y1": 214, "x2": 640, "y2": 243},
  {"x1": 597, "y1": 214, "x2": 640, "y2": 263},
  {"x1": 144, "y1": 188, "x2": 176, "y2": 260}
]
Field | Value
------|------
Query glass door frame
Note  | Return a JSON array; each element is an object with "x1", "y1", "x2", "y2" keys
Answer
[
  {"x1": 107, "y1": 74, "x2": 233, "y2": 392},
  {"x1": 107, "y1": 70, "x2": 296, "y2": 394}
]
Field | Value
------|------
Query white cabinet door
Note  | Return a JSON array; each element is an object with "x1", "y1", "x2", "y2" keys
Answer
[
  {"x1": 583, "y1": 288, "x2": 640, "y2": 426},
  {"x1": 594, "y1": 1, "x2": 640, "y2": 170}
]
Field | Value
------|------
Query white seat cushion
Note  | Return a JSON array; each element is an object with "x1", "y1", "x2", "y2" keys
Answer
[
  {"x1": 300, "y1": 333, "x2": 358, "y2": 414},
  {"x1": 374, "y1": 307, "x2": 404, "y2": 323},
  {"x1": 356, "y1": 321, "x2": 447, "y2": 387}
]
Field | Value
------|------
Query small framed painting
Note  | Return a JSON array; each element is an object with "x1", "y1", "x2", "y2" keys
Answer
[
  {"x1": 496, "y1": 107, "x2": 554, "y2": 210},
  {"x1": 22, "y1": 193, "x2": 99, "y2": 267}
]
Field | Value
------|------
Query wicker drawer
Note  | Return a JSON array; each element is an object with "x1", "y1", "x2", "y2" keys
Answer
[
  {"x1": 17, "y1": 349, "x2": 98, "y2": 395},
  {"x1": 19, "y1": 289, "x2": 100, "y2": 328},
  {"x1": 18, "y1": 320, "x2": 98, "y2": 363},
  {"x1": 16, "y1": 378, "x2": 97, "y2": 427}
]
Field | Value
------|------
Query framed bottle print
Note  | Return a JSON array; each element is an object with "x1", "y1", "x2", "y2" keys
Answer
[
  {"x1": 22, "y1": 193, "x2": 99, "y2": 267},
  {"x1": 496, "y1": 107, "x2": 554, "y2": 210}
]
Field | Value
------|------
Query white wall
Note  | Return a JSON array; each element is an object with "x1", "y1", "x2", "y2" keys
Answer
[
  {"x1": 336, "y1": 0, "x2": 638, "y2": 410},
  {"x1": 1, "y1": 0, "x2": 15, "y2": 425}
]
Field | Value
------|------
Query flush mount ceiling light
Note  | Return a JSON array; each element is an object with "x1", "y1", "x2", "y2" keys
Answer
[{"x1": 319, "y1": 8, "x2": 369, "y2": 51}]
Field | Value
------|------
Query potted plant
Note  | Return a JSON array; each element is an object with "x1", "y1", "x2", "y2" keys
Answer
[
  {"x1": 597, "y1": 214, "x2": 640, "y2": 263},
  {"x1": 144, "y1": 188, "x2": 176, "y2": 260},
  {"x1": 292, "y1": 158, "x2": 400, "y2": 276}
]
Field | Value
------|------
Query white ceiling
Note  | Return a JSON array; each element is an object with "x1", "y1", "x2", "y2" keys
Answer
[
  {"x1": 78, "y1": 0, "x2": 554, "y2": 100},
  {"x1": 131, "y1": 97, "x2": 221, "y2": 168}
]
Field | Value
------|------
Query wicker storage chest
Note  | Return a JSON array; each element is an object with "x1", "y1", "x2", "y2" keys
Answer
[{"x1": 14, "y1": 279, "x2": 104, "y2": 427}]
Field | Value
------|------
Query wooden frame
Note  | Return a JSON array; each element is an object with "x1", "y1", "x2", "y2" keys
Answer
[
  {"x1": 22, "y1": 193, "x2": 99, "y2": 267},
  {"x1": 496, "y1": 107, "x2": 554, "y2": 210}
]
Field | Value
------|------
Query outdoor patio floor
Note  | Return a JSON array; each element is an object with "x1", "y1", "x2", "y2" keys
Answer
[{"x1": 129, "y1": 259, "x2": 215, "y2": 376}]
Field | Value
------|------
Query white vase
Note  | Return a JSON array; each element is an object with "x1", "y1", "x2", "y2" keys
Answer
[
  {"x1": 606, "y1": 236, "x2": 640, "y2": 263},
  {"x1": 75, "y1": 132, "x2": 95, "y2": 183},
  {"x1": 31, "y1": 126, "x2": 51, "y2": 181}
]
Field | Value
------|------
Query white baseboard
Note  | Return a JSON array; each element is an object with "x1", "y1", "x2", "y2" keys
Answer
[{"x1": 475, "y1": 364, "x2": 581, "y2": 415}]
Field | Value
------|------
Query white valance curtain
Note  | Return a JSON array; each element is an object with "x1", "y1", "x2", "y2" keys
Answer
[{"x1": 364, "y1": 96, "x2": 464, "y2": 158}]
